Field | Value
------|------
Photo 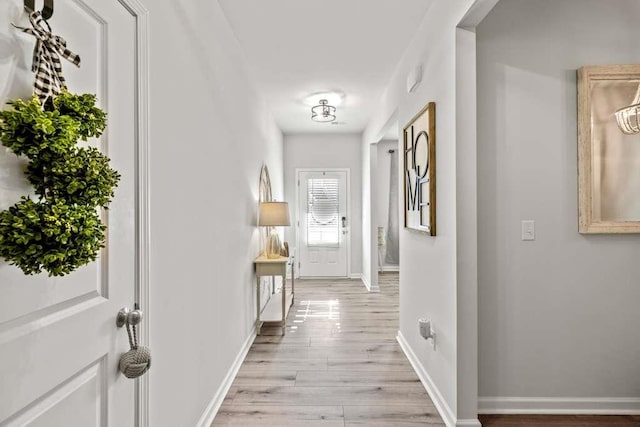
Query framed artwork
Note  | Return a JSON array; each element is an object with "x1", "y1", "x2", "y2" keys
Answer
[
  {"x1": 578, "y1": 65, "x2": 640, "y2": 234},
  {"x1": 403, "y1": 102, "x2": 436, "y2": 235}
]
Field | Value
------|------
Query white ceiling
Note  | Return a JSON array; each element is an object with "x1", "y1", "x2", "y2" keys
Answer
[{"x1": 218, "y1": 0, "x2": 433, "y2": 135}]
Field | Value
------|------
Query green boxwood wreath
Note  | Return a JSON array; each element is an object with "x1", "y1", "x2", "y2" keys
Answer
[{"x1": 0, "y1": 91, "x2": 119, "y2": 276}]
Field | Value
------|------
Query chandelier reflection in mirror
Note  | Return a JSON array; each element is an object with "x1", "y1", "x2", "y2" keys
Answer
[
  {"x1": 311, "y1": 99, "x2": 336, "y2": 123},
  {"x1": 616, "y1": 84, "x2": 640, "y2": 135}
]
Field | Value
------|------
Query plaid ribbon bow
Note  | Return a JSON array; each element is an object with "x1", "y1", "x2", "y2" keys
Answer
[{"x1": 15, "y1": 11, "x2": 81, "y2": 103}]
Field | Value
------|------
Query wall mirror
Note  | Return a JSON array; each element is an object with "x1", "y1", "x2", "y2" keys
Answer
[
  {"x1": 578, "y1": 65, "x2": 640, "y2": 234},
  {"x1": 258, "y1": 164, "x2": 273, "y2": 252}
]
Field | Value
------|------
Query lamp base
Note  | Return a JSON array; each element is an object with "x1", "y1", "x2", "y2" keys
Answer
[{"x1": 265, "y1": 231, "x2": 282, "y2": 259}]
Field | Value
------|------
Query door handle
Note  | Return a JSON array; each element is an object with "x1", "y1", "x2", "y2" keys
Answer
[
  {"x1": 341, "y1": 216, "x2": 347, "y2": 228},
  {"x1": 116, "y1": 305, "x2": 151, "y2": 379},
  {"x1": 116, "y1": 306, "x2": 143, "y2": 327}
]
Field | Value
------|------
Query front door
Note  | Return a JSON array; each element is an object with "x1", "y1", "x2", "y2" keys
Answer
[
  {"x1": 297, "y1": 170, "x2": 349, "y2": 277},
  {"x1": 0, "y1": 1, "x2": 143, "y2": 425}
]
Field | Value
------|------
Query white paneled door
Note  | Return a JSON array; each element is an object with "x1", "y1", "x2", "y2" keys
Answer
[
  {"x1": 297, "y1": 170, "x2": 349, "y2": 277},
  {"x1": 0, "y1": 1, "x2": 145, "y2": 426}
]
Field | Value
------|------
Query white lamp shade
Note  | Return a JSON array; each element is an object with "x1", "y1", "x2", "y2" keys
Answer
[{"x1": 258, "y1": 202, "x2": 290, "y2": 227}]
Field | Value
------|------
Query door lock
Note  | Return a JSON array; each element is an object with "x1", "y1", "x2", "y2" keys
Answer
[{"x1": 341, "y1": 216, "x2": 347, "y2": 227}]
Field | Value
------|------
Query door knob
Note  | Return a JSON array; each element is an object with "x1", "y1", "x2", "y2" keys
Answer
[
  {"x1": 116, "y1": 305, "x2": 151, "y2": 379},
  {"x1": 116, "y1": 306, "x2": 144, "y2": 327},
  {"x1": 128, "y1": 308, "x2": 143, "y2": 326},
  {"x1": 116, "y1": 307, "x2": 129, "y2": 327}
]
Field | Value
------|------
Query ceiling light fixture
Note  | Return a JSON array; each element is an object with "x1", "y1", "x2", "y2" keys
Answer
[
  {"x1": 311, "y1": 99, "x2": 336, "y2": 123},
  {"x1": 616, "y1": 84, "x2": 640, "y2": 135}
]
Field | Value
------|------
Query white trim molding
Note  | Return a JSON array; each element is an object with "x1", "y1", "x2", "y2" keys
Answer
[
  {"x1": 112, "y1": 0, "x2": 150, "y2": 426},
  {"x1": 397, "y1": 331, "x2": 457, "y2": 426},
  {"x1": 478, "y1": 396, "x2": 640, "y2": 415},
  {"x1": 359, "y1": 273, "x2": 380, "y2": 293},
  {"x1": 351, "y1": 273, "x2": 381, "y2": 293},
  {"x1": 196, "y1": 328, "x2": 257, "y2": 427},
  {"x1": 456, "y1": 420, "x2": 482, "y2": 427},
  {"x1": 361, "y1": 274, "x2": 370, "y2": 291}
]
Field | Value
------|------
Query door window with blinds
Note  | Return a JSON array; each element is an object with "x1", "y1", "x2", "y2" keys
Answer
[{"x1": 307, "y1": 178, "x2": 340, "y2": 247}]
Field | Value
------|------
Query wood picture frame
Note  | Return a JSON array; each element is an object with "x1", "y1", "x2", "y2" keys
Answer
[
  {"x1": 578, "y1": 65, "x2": 640, "y2": 234},
  {"x1": 403, "y1": 102, "x2": 436, "y2": 235}
]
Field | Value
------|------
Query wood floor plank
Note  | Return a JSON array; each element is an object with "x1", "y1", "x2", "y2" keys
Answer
[
  {"x1": 303, "y1": 342, "x2": 399, "y2": 352},
  {"x1": 240, "y1": 358, "x2": 327, "y2": 371},
  {"x1": 344, "y1": 404, "x2": 444, "y2": 426},
  {"x1": 257, "y1": 326, "x2": 317, "y2": 337},
  {"x1": 366, "y1": 351, "x2": 415, "y2": 363},
  {"x1": 232, "y1": 369, "x2": 297, "y2": 386},
  {"x1": 288, "y1": 318, "x2": 396, "y2": 327},
  {"x1": 231, "y1": 384, "x2": 430, "y2": 406},
  {"x1": 246, "y1": 347, "x2": 325, "y2": 360},
  {"x1": 327, "y1": 357, "x2": 413, "y2": 371},
  {"x1": 253, "y1": 335, "x2": 311, "y2": 345},
  {"x1": 248, "y1": 344, "x2": 367, "y2": 360},
  {"x1": 311, "y1": 335, "x2": 398, "y2": 345},
  {"x1": 213, "y1": 405, "x2": 344, "y2": 426},
  {"x1": 295, "y1": 370, "x2": 422, "y2": 387}
]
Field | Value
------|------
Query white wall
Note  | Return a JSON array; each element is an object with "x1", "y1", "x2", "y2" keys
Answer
[
  {"x1": 363, "y1": 1, "x2": 479, "y2": 423},
  {"x1": 376, "y1": 140, "x2": 400, "y2": 268},
  {"x1": 284, "y1": 133, "x2": 363, "y2": 276},
  {"x1": 476, "y1": 0, "x2": 640, "y2": 411},
  {"x1": 147, "y1": 1, "x2": 283, "y2": 426}
]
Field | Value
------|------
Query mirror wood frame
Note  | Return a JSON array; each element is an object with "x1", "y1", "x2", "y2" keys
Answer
[{"x1": 578, "y1": 64, "x2": 640, "y2": 234}]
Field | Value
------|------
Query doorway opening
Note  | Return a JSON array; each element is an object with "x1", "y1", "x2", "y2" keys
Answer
[
  {"x1": 375, "y1": 139, "x2": 400, "y2": 275},
  {"x1": 369, "y1": 119, "x2": 400, "y2": 290}
]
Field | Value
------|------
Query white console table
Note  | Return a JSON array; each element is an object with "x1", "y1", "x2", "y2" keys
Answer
[{"x1": 254, "y1": 255, "x2": 295, "y2": 336}]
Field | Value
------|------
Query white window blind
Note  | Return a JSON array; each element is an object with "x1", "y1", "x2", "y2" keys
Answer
[{"x1": 307, "y1": 178, "x2": 340, "y2": 247}]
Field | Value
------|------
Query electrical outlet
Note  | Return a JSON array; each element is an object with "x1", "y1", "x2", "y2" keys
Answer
[
  {"x1": 521, "y1": 220, "x2": 535, "y2": 241},
  {"x1": 418, "y1": 318, "x2": 436, "y2": 350}
]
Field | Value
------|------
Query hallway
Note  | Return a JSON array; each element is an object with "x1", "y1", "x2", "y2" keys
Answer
[{"x1": 213, "y1": 273, "x2": 443, "y2": 426}]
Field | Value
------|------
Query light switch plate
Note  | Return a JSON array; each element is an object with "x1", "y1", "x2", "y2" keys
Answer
[{"x1": 521, "y1": 220, "x2": 535, "y2": 241}]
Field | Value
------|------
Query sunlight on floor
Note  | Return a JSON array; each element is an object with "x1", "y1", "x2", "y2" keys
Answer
[{"x1": 293, "y1": 299, "x2": 341, "y2": 322}]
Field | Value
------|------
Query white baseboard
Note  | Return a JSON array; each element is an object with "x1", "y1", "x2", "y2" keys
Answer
[
  {"x1": 360, "y1": 273, "x2": 370, "y2": 291},
  {"x1": 380, "y1": 265, "x2": 399, "y2": 272},
  {"x1": 349, "y1": 273, "x2": 362, "y2": 280},
  {"x1": 370, "y1": 280, "x2": 380, "y2": 292},
  {"x1": 195, "y1": 327, "x2": 256, "y2": 427},
  {"x1": 478, "y1": 396, "x2": 640, "y2": 415},
  {"x1": 456, "y1": 420, "x2": 482, "y2": 426},
  {"x1": 397, "y1": 331, "x2": 458, "y2": 426}
]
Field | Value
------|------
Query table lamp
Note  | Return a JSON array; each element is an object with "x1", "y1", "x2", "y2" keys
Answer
[{"x1": 258, "y1": 202, "x2": 290, "y2": 258}]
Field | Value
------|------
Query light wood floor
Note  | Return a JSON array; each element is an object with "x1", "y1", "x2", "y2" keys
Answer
[{"x1": 213, "y1": 273, "x2": 444, "y2": 426}]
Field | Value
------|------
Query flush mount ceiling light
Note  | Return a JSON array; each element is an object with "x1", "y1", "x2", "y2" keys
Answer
[
  {"x1": 616, "y1": 84, "x2": 640, "y2": 135},
  {"x1": 311, "y1": 99, "x2": 337, "y2": 123}
]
